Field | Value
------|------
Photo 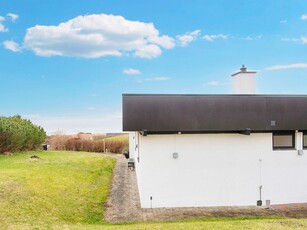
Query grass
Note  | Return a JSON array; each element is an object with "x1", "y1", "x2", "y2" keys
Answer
[
  {"x1": 7, "y1": 217, "x2": 307, "y2": 229},
  {"x1": 0, "y1": 151, "x2": 115, "y2": 228},
  {"x1": 104, "y1": 134, "x2": 128, "y2": 142},
  {"x1": 0, "y1": 151, "x2": 306, "y2": 229},
  {"x1": 112, "y1": 218, "x2": 307, "y2": 230}
]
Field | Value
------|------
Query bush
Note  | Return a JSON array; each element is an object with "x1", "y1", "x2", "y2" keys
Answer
[
  {"x1": 0, "y1": 115, "x2": 46, "y2": 153},
  {"x1": 105, "y1": 140, "x2": 128, "y2": 153},
  {"x1": 47, "y1": 135, "x2": 128, "y2": 153}
]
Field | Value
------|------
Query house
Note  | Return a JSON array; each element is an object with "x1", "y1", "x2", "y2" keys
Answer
[{"x1": 122, "y1": 66, "x2": 307, "y2": 208}]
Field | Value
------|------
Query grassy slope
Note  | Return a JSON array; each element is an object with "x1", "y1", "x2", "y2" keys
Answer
[
  {"x1": 104, "y1": 134, "x2": 128, "y2": 142},
  {"x1": 0, "y1": 151, "x2": 306, "y2": 229},
  {"x1": 0, "y1": 151, "x2": 115, "y2": 228}
]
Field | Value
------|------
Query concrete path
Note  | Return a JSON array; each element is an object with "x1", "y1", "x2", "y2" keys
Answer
[
  {"x1": 105, "y1": 155, "x2": 307, "y2": 223},
  {"x1": 104, "y1": 154, "x2": 143, "y2": 223}
]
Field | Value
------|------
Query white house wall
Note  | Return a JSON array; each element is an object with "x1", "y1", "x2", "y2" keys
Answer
[
  {"x1": 128, "y1": 132, "x2": 135, "y2": 159},
  {"x1": 130, "y1": 132, "x2": 143, "y2": 201},
  {"x1": 133, "y1": 133, "x2": 307, "y2": 208}
]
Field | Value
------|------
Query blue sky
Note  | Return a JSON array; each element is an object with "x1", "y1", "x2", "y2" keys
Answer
[{"x1": 1, "y1": 0, "x2": 307, "y2": 134}]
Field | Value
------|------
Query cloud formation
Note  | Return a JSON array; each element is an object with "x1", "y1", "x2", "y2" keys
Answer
[
  {"x1": 137, "y1": 76, "x2": 170, "y2": 82},
  {"x1": 3, "y1": 40, "x2": 21, "y2": 52},
  {"x1": 0, "y1": 16, "x2": 8, "y2": 32},
  {"x1": 123, "y1": 68, "x2": 141, "y2": 75},
  {"x1": 7, "y1": 13, "x2": 19, "y2": 22},
  {"x1": 301, "y1": 14, "x2": 307, "y2": 20},
  {"x1": 145, "y1": 76, "x2": 169, "y2": 81},
  {"x1": 23, "y1": 14, "x2": 175, "y2": 59},
  {"x1": 265, "y1": 63, "x2": 307, "y2": 70},
  {"x1": 176, "y1": 30, "x2": 201, "y2": 46},
  {"x1": 202, "y1": 34, "x2": 228, "y2": 41},
  {"x1": 134, "y1": 44, "x2": 162, "y2": 58},
  {"x1": 282, "y1": 36, "x2": 307, "y2": 44},
  {"x1": 206, "y1": 81, "x2": 221, "y2": 86},
  {"x1": 242, "y1": 35, "x2": 262, "y2": 41},
  {"x1": 300, "y1": 36, "x2": 307, "y2": 44}
]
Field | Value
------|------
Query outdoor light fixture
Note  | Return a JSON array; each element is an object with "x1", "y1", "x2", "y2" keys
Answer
[
  {"x1": 240, "y1": 128, "x2": 251, "y2": 135},
  {"x1": 140, "y1": 129, "x2": 147, "y2": 136},
  {"x1": 298, "y1": 150, "x2": 304, "y2": 156}
]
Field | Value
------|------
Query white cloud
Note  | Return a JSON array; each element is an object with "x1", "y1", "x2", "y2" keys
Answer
[
  {"x1": 0, "y1": 16, "x2": 8, "y2": 32},
  {"x1": 148, "y1": 35, "x2": 175, "y2": 49},
  {"x1": 23, "y1": 14, "x2": 175, "y2": 59},
  {"x1": 245, "y1": 36, "x2": 254, "y2": 41},
  {"x1": 123, "y1": 68, "x2": 141, "y2": 75},
  {"x1": 281, "y1": 38, "x2": 290, "y2": 42},
  {"x1": 176, "y1": 29, "x2": 201, "y2": 47},
  {"x1": 280, "y1": 20, "x2": 287, "y2": 24},
  {"x1": 300, "y1": 36, "x2": 307, "y2": 44},
  {"x1": 281, "y1": 37, "x2": 300, "y2": 42},
  {"x1": 301, "y1": 14, "x2": 307, "y2": 20},
  {"x1": 147, "y1": 77, "x2": 169, "y2": 81},
  {"x1": 206, "y1": 81, "x2": 221, "y2": 86},
  {"x1": 138, "y1": 76, "x2": 170, "y2": 82},
  {"x1": 202, "y1": 34, "x2": 228, "y2": 41},
  {"x1": 6, "y1": 13, "x2": 19, "y2": 22},
  {"x1": 282, "y1": 36, "x2": 307, "y2": 44},
  {"x1": 242, "y1": 35, "x2": 262, "y2": 41},
  {"x1": 3, "y1": 40, "x2": 21, "y2": 52},
  {"x1": 265, "y1": 63, "x2": 307, "y2": 70},
  {"x1": 134, "y1": 44, "x2": 162, "y2": 58}
]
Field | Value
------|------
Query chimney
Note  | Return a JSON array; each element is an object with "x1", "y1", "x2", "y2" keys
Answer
[{"x1": 231, "y1": 65, "x2": 257, "y2": 94}]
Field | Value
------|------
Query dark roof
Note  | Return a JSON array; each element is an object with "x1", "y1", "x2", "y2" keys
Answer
[{"x1": 122, "y1": 94, "x2": 307, "y2": 133}]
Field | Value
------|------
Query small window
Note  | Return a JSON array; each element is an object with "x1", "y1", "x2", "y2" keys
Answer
[
  {"x1": 273, "y1": 132, "x2": 295, "y2": 150},
  {"x1": 303, "y1": 132, "x2": 307, "y2": 149}
]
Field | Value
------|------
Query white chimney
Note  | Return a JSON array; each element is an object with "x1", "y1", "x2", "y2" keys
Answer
[{"x1": 231, "y1": 65, "x2": 257, "y2": 94}]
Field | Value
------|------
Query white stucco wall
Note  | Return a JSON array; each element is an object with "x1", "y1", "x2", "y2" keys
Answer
[{"x1": 131, "y1": 132, "x2": 307, "y2": 208}]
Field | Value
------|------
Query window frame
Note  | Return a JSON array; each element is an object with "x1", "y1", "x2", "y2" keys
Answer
[
  {"x1": 303, "y1": 132, "x2": 307, "y2": 150},
  {"x1": 272, "y1": 131, "x2": 295, "y2": 150}
]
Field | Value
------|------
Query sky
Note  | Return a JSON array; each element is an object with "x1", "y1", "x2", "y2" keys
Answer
[{"x1": 1, "y1": 0, "x2": 307, "y2": 134}]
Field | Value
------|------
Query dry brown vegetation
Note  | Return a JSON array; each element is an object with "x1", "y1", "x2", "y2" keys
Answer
[{"x1": 46, "y1": 133, "x2": 128, "y2": 153}]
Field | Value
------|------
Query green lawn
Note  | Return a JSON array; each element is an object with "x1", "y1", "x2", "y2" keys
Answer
[
  {"x1": 0, "y1": 151, "x2": 306, "y2": 229},
  {"x1": 0, "y1": 151, "x2": 115, "y2": 228}
]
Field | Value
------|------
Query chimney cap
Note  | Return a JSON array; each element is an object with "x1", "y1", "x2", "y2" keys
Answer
[
  {"x1": 240, "y1": 64, "x2": 247, "y2": 72},
  {"x1": 231, "y1": 65, "x2": 257, "y2": 76}
]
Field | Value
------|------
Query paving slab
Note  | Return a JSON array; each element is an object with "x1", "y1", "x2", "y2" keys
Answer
[{"x1": 105, "y1": 155, "x2": 307, "y2": 223}]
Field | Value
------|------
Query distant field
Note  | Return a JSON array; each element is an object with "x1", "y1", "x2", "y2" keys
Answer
[
  {"x1": 1, "y1": 151, "x2": 306, "y2": 229},
  {"x1": 104, "y1": 134, "x2": 128, "y2": 141}
]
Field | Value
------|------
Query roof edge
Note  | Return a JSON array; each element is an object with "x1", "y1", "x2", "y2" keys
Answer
[
  {"x1": 122, "y1": 94, "x2": 307, "y2": 97},
  {"x1": 231, "y1": 71, "x2": 257, "y2": 77}
]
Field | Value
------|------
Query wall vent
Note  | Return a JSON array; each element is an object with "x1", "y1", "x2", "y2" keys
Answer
[{"x1": 298, "y1": 150, "x2": 304, "y2": 156}]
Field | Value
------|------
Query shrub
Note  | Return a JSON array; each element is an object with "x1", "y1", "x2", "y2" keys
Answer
[
  {"x1": 105, "y1": 140, "x2": 128, "y2": 153},
  {"x1": 46, "y1": 135, "x2": 128, "y2": 153},
  {"x1": 0, "y1": 115, "x2": 46, "y2": 153}
]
